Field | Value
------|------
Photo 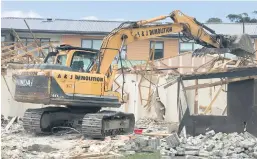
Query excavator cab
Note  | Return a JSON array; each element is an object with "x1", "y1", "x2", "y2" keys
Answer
[
  {"x1": 43, "y1": 44, "x2": 97, "y2": 68},
  {"x1": 13, "y1": 45, "x2": 101, "y2": 105}
]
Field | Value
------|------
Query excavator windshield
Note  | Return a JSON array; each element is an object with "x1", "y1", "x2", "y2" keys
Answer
[
  {"x1": 70, "y1": 51, "x2": 96, "y2": 72},
  {"x1": 56, "y1": 54, "x2": 67, "y2": 66}
]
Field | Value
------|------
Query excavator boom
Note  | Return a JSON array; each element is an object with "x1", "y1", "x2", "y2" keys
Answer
[{"x1": 95, "y1": 10, "x2": 255, "y2": 75}]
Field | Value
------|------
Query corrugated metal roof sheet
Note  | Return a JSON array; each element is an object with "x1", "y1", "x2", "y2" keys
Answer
[
  {"x1": 1, "y1": 17, "x2": 257, "y2": 35},
  {"x1": 1, "y1": 17, "x2": 125, "y2": 33}
]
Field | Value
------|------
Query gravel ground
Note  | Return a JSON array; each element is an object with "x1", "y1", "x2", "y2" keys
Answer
[
  {"x1": 1, "y1": 117, "x2": 172, "y2": 159},
  {"x1": 3, "y1": 117, "x2": 257, "y2": 159}
]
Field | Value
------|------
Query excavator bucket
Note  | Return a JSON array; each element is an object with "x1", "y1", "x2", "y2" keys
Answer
[{"x1": 193, "y1": 34, "x2": 255, "y2": 58}]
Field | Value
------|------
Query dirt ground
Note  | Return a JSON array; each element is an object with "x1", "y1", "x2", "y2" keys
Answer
[{"x1": 1, "y1": 118, "x2": 174, "y2": 159}]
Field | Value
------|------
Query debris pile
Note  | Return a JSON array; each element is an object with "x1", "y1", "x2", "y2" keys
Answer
[
  {"x1": 135, "y1": 118, "x2": 178, "y2": 133},
  {"x1": 159, "y1": 130, "x2": 257, "y2": 158},
  {"x1": 116, "y1": 135, "x2": 160, "y2": 154},
  {"x1": 1, "y1": 115, "x2": 8, "y2": 126},
  {"x1": 2, "y1": 117, "x2": 257, "y2": 159}
]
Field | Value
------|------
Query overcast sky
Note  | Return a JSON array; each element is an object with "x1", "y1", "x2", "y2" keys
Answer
[{"x1": 1, "y1": 1, "x2": 257, "y2": 22}]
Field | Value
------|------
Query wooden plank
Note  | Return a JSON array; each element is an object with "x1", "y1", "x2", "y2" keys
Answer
[
  {"x1": 1, "y1": 42, "x2": 19, "y2": 51},
  {"x1": 177, "y1": 79, "x2": 181, "y2": 122},
  {"x1": 194, "y1": 79, "x2": 198, "y2": 114},
  {"x1": 222, "y1": 105, "x2": 227, "y2": 115},
  {"x1": 203, "y1": 86, "x2": 223, "y2": 114},
  {"x1": 1, "y1": 42, "x2": 35, "y2": 57},
  {"x1": 10, "y1": 29, "x2": 35, "y2": 62},
  {"x1": 184, "y1": 76, "x2": 256, "y2": 90},
  {"x1": 24, "y1": 19, "x2": 45, "y2": 58},
  {"x1": 1, "y1": 44, "x2": 48, "y2": 64},
  {"x1": 5, "y1": 116, "x2": 17, "y2": 131}
]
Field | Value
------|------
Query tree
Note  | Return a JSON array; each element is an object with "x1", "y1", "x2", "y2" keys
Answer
[
  {"x1": 227, "y1": 11, "x2": 257, "y2": 23},
  {"x1": 226, "y1": 14, "x2": 241, "y2": 22},
  {"x1": 206, "y1": 17, "x2": 222, "y2": 23},
  {"x1": 250, "y1": 18, "x2": 257, "y2": 23}
]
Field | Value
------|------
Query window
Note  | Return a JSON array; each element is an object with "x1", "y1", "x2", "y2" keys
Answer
[
  {"x1": 179, "y1": 42, "x2": 203, "y2": 53},
  {"x1": 81, "y1": 39, "x2": 102, "y2": 50},
  {"x1": 180, "y1": 42, "x2": 193, "y2": 53},
  {"x1": 70, "y1": 51, "x2": 96, "y2": 72},
  {"x1": 56, "y1": 55, "x2": 67, "y2": 66},
  {"x1": 1, "y1": 36, "x2": 5, "y2": 42},
  {"x1": 150, "y1": 41, "x2": 164, "y2": 60}
]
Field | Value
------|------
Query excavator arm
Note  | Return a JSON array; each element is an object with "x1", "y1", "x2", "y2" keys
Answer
[{"x1": 93, "y1": 10, "x2": 255, "y2": 75}]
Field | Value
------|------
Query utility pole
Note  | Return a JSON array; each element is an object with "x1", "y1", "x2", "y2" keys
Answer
[{"x1": 242, "y1": 18, "x2": 245, "y2": 34}]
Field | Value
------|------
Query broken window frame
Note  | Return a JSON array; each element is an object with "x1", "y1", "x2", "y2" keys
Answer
[{"x1": 150, "y1": 41, "x2": 164, "y2": 60}]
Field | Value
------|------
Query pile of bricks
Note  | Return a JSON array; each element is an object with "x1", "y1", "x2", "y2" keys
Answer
[{"x1": 159, "y1": 130, "x2": 257, "y2": 159}]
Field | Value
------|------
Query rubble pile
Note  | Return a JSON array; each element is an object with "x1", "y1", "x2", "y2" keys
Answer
[
  {"x1": 159, "y1": 130, "x2": 257, "y2": 159},
  {"x1": 2, "y1": 117, "x2": 257, "y2": 159},
  {"x1": 1, "y1": 115, "x2": 9, "y2": 127},
  {"x1": 116, "y1": 135, "x2": 161, "y2": 154},
  {"x1": 135, "y1": 118, "x2": 178, "y2": 133}
]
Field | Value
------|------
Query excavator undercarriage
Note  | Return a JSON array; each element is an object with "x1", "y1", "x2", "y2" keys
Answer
[{"x1": 23, "y1": 107, "x2": 135, "y2": 139}]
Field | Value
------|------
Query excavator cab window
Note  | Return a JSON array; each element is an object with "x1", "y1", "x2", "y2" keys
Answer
[
  {"x1": 70, "y1": 51, "x2": 95, "y2": 72},
  {"x1": 56, "y1": 54, "x2": 67, "y2": 66},
  {"x1": 44, "y1": 51, "x2": 58, "y2": 64}
]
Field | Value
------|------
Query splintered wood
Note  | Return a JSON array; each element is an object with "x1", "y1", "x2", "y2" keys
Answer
[
  {"x1": 1, "y1": 41, "x2": 57, "y2": 67},
  {"x1": 113, "y1": 51, "x2": 257, "y2": 117}
]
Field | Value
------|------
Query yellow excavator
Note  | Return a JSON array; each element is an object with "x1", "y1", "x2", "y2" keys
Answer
[{"x1": 12, "y1": 10, "x2": 255, "y2": 139}]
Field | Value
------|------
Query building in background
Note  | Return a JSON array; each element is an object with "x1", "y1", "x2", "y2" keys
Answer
[{"x1": 1, "y1": 17, "x2": 257, "y2": 60}]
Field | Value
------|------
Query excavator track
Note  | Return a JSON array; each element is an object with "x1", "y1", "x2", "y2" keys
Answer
[
  {"x1": 23, "y1": 108, "x2": 45, "y2": 134},
  {"x1": 82, "y1": 111, "x2": 135, "y2": 139},
  {"x1": 23, "y1": 108, "x2": 135, "y2": 139},
  {"x1": 23, "y1": 107, "x2": 69, "y2": 134}
]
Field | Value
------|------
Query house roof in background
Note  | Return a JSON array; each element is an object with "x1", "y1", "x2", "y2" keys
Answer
[{"x1": 1, "y1": 17, "x2": 257, "y2": 36}]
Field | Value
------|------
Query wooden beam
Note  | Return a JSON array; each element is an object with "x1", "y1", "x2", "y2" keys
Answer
[
  {"x1": 10, "y1": 29, "x2": 35, "y2": 62},
  {"x1": 24, "y1": 19, "x2": 45, "y2": 58},
  {"x1": 194, "y1": 79, "x2": 198, "y2": 114},
  {"x1": 5, "y1": 116, "x2": 17, "y2": 131},
  {"x1": 184, "y1": 76, "x2": 256, "y2": 90},
  {"x1": 1, "y1": 42, "x2": 35, "y2": 57},
  {"x1": 222, "y1": 105, "x2": 227, "y2": 115},
  {"x1": 1, "y1": 44, "x2": 48, "y2": 64},
  {"x1": 203, "y1": 86, "x2": 223, "y2": 114}
]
